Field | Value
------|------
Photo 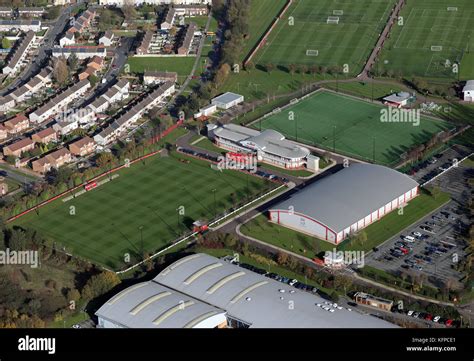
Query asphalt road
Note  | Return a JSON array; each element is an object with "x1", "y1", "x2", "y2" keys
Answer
[{"x1": 81, "y1": 36, "x2": 136, "y2": 106}]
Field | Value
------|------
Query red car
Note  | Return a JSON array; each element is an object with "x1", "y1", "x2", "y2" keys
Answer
[
  {"x1": 424, "y1": 314, "x2": 433, "y2": 321},
  {"x1": 399, "y1": 247, "x2": 409, "y2": 255},
  {"x1": 445, "y1": 319, "x2": 453, "y2": 327}
]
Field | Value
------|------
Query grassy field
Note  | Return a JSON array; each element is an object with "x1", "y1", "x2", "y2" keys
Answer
[
  {"x1": 126, "y1": 56, "x2": 195, "y2": 82},
  {"x1": 254, "y1": 0, "x2": 395, "y2": 75},
  {"x1": 322, "y1": 81, "x2": 404, "y2": 100},
  {"x1": 460, "y1": 53, "x2": 474, "y2": 80},
  {"x1": 242, "y1": 0, "x2": 287, "y2": 62},
  {"x1": 254, "y1": 90, "x2": 451, "y2": 165},
  {"x1": 376, "y1": 0, "x2": 474, "y2": 79},
  {"x1": 241, "y1": 191, "x2": 451, "y2": 258},
  {"x1": 14, "y1": 152, "x2": 270, "y2": 270}
]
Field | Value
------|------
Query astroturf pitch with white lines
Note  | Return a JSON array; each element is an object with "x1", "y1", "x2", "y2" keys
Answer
[
  {"x1": 377, "y1": 0, "x2": 474, "y2": 79},
  {"x1": 14, "y1": 153, "x2": 269, "y2": 270},
  {"x1": 255, "y1": 0, "x2": 396, "y2": 75}
]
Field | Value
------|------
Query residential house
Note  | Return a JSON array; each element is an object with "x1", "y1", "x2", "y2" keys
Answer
[
  {"x1": 31, "y1": 127, "x2": 57, "y2": 144},
  {"x1": 160, "y1": 7, "x2": 176, "y2": 30},
  {"x1": 32, "y1": 148, "x2": 73, "y2": 173},
  {"x1": 59, "y1": 32, "x2": 75, "y2": 47},
  {"x1": 136, "y1": 31, "x2": 153, "y2": 55},
  {"x1": 177, "y1": 23, "x2": 196, "y2": 55},
  {"x1": 143, "y1": 71, "x2": 178, "y2": 85},
  {"x1": 0, "y1": 20, "x2": 41, "y2": 32},
  {"x1": 0, "y1": 124, "x2": 8, "y2": 140},
  {"x1": 52, "y1": 46, "x2": 106, "y2": 59},
  {"x1": 29, "y1": 80, "x2": 91, "y2": 123},
  {"x1": 69, "y1": 136, "x2": 96, "y2": 156},
  {"x1": 3, "y1": 137, "x2": 35, "y2": 157},
  {"x1": 0, "y1": 95, "x2": 16, "y2": 112},
  {"x1": 3, "y1": 114, "x2": 29, "y2": 134},
  {"x1": 2, "y1": 31, "x2": 36, "y2": 75},
  {"x1": 99, "y1": 31, "x2": 115, "y2": 46}
]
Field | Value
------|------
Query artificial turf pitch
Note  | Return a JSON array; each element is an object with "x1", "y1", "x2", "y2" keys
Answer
[
  {"x1": 255, "y1": 0, "x2": 396, "y2": 75},
  {"x1": 15, "y1": 153, "x2": 269, "y2": 270},
  {"x1": 377, "y1": 0, "x2": 474, "y2": 79},
  {"x1": 254, "y1": 91, "x2": 450, "y2": 165}
]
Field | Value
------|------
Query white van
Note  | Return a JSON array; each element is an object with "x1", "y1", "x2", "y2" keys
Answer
[{"x1": 404, "y1": 236, "x2": 415, "y2": 243}]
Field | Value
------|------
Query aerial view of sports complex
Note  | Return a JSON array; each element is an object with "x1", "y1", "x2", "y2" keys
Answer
[{"x1": 0, "y1": 0, "x2": 472, "y2": 356}]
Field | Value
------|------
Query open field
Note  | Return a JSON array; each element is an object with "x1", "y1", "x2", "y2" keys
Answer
[
  {"x1": 322, "y1": 81, "x2": 403, "y2": 100},
  {"x1": 14, "y1": 152, "x2": 270, "y2": 270},
  {"x1": 242, "y1": 0, "x2": 287, "y2": 62},
  {"x1": 376, "y1": 0, "x2": 474, "y2": 79},
  {"x1": 241, "y1": 191, "x2": 450, "y2": 257},
  {"x1": 254, "y1": 0, "x2": 395, "y2": 75},
  {"x1": 254, "y1": 90, "x2": 451, "y2": 165},
  {"x1": 126, "y1": 56, "x2": 195, "y2": 82}
]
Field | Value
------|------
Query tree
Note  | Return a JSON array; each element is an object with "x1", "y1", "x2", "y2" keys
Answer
[
  {"x1": 288, "y1": 63, "x2": 297, "y2": 76},
  {"x1": 53, "y1": 56, "x2": 69, "y2": 85},
  {"x1": 299, "y1": 65, "x2": 308, "y2": 75},
  {"x1": 96, "y1": 152, "x2": 115, "y2": 169},
  {"x1": 122, "y1": 0, "x2": 137, "y2": 20},
  {"x1": 67, "y1": 52, "x2": 79, "y2": 72},
  {"x1": 1, "y1": 37, "x2": 11, "y2": 49},
  {"x1": 276, "y1": 251, "x2": 288, "y2": 266},
  {"x1": 81, "y1": 271, "x2": 121, "y2": 301},
  {"x1": 88, "y1": 74, "x2": 99, "y2": 87},
  {"x1": 265, "y1": 63, "x2": 275, "y2": 73},
  {"x1": 8, "y1": 228, "x2": 28, "y2": 251},
  {"x1": 169, "y1": 26, "x2": 178, "y2": 37}
]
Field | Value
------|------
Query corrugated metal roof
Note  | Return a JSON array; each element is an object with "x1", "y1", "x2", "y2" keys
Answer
[
  {"x1": 270, "y1": 164, "x2": 419, "y2": 233},
  {"x1": 154, "y1": 254, "x2": 397, "y2": 328},
  {"x1": 95, "y1": 281, "x2": 225, "y2": 328}
]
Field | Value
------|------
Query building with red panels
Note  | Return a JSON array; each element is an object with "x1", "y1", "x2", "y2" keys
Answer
[{"x1": 268, "y1": 164, "x2": 419, "y2": 244}]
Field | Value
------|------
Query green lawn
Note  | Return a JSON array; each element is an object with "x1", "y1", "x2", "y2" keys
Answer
[
  {"x1": 241, "y1": 191, "x2": 451, "y2": 258},
  {"x1": 193, "y1": 136, "x2": 225, "y2": 154},
  {"x1": 255, "y1": 90, "x2": 451, "y2": 165},
  {"x1": 126, "y1": 56, "x2": 196, "y2": 82},
  {"x1": 254, "y1": 0, "x2": 396, "y2": 76},
  {"x1": 14, "y1": 152, "x2": 270, "y2": 270},
  {"x1": 242, "y1": 0, "x2": 287, "y2": 62},
  {"x1": 339, "y1": 192, "x2": 451, "y2": 251},
  {"x1": 460, "y1": 52, "x2": 474, "y2": 80},
  {"x1": 376, "y1": 0, "x2": 474, "y2": 79},
  {"x1": 323, "y1": 81, "x2": 404, "y2": 100}
]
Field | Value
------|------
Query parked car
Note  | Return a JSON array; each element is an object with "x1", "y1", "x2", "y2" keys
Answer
[
  {"x1": 433, "y1": 316, "x2": 441, "y2": 323},
  {"x1": 289, "y1": 279, "x2": 298, "y2": 286}
]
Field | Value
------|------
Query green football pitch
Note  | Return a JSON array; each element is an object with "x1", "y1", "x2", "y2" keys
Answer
[
  {"x1": 377, "y1": 0, "x2": 474, "y2": 79},
  {"x1": 254, "y1": 91, "x2": 451, "y2": 165},
  {"x1": 254, "y1": 0, "x2": 396, "y2": 75},
  {"x1": 14, "y1": 153, "x2": 269, "y2": 270}
]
